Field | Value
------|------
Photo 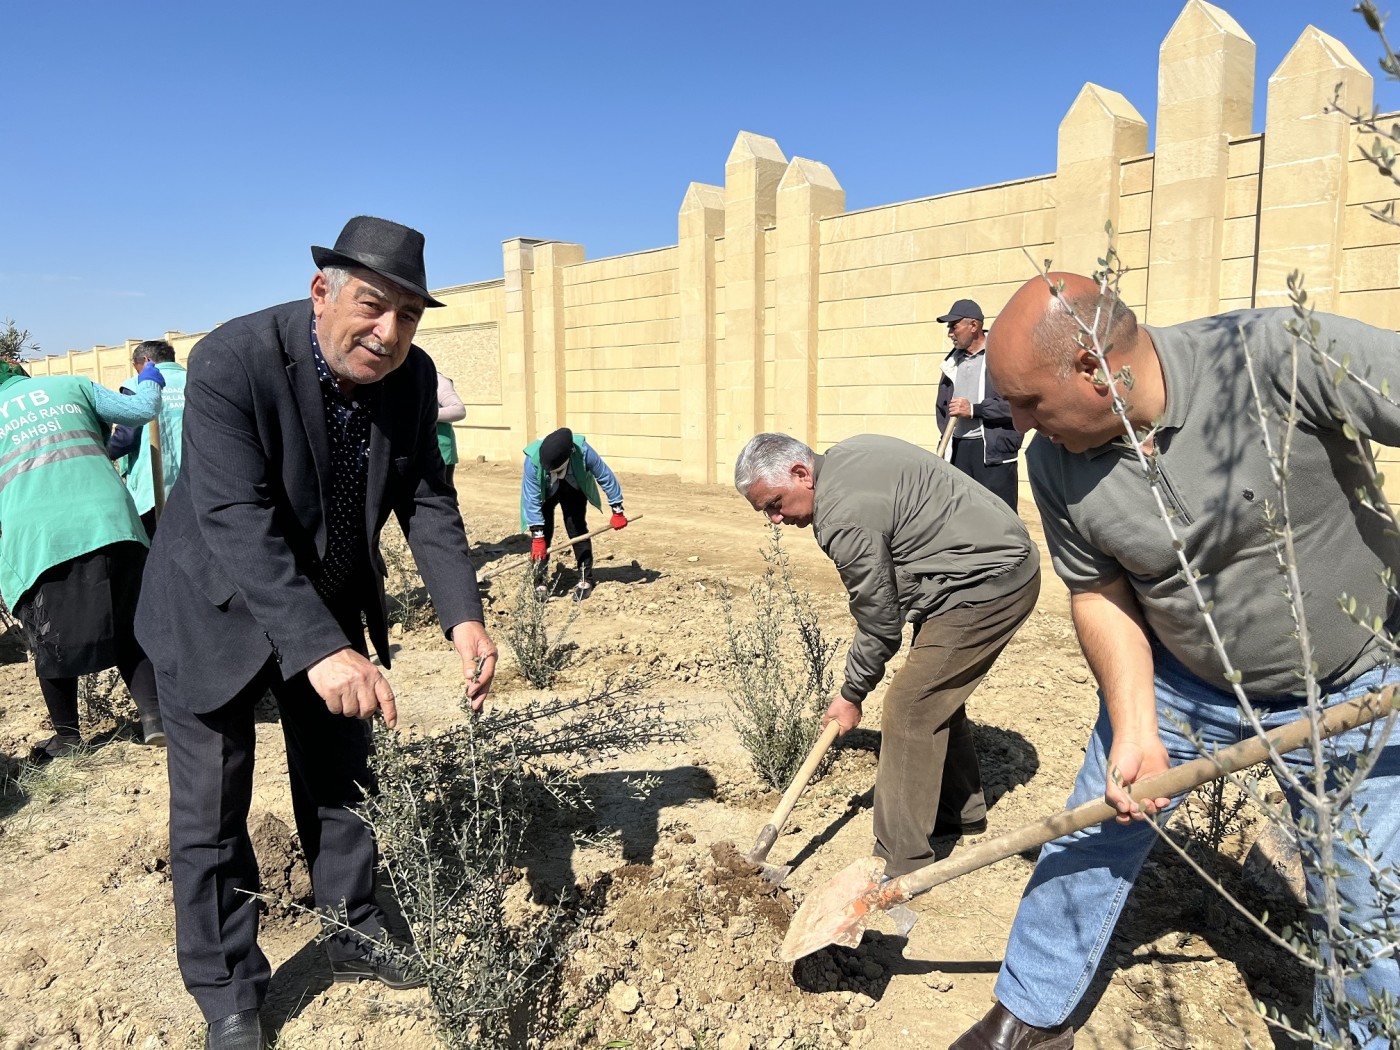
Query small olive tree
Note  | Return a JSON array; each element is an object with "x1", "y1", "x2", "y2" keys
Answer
[{"x1": 721, "y1": 525, "x2": 841, "y2": 789}]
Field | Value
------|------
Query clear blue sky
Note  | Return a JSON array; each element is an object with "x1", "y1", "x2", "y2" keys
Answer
[{"x1": 4, "y1": 0, "x2": 1390, "y2": 357}]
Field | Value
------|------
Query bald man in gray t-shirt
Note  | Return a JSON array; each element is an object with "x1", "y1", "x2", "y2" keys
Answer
[{"x1": 947, "y1": 273, "x2": 1400, "y2": 1050}]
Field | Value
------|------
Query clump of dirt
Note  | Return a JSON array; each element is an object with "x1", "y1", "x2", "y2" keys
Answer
[
  {"x1": 249, "y1": 810, "x2": 312, "y2": 920},
  {"x1": 554, "y1": 842, "x2": 880, "y2": 1049},
  {"x1": 105, "y1": 826, "x2": 170, "y2": 889}
]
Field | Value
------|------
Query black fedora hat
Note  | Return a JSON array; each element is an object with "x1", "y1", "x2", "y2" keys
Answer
[{"x1": 312, "y1": 216, "x2": 446, "y2": 308}]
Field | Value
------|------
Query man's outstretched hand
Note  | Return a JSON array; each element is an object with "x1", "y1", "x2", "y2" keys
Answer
[
  {"x1": 452, "y1": 620, "x2": 499, "y2": 711},
  {"x1": 308, "y1": 647, "x2": 397, "y2": 727}
]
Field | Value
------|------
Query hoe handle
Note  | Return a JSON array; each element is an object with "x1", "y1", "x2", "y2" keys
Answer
[
  {"x1": 890, "y1": 688, "x2": 1399, "y2": 901},
  {"x1": 480, "y1": 514, "x2": 644, "y2": 583}
]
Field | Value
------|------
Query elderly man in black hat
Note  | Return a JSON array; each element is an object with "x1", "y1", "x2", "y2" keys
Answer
[
  {"x1": 137, "y1": 216, "x2": 498, "y2": 1050},
  {"x1": 520, "y1": 426, "x2": 627, "y2": 600},
  {"x1": 934, "y1": 298, "x2": 1025, "y2": 510}
]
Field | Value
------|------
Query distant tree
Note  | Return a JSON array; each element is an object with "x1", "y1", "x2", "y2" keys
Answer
[{"x1": 0, "y1": 319, "x2": 39, "y2": 364}]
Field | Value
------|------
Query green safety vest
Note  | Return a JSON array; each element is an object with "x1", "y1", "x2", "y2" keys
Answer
[
  {"x1": 0, "y1": 373, "x2": 148, "y2": 606},
  {"x1": 435, "y1": 421, "x2": 459, "y2": 466},
  {"x1": 520, "y1": 433, "x2": 601, "y2": 532},
  {"x1": 120, "y1": 362, "x2": 186, "y2": 513}
]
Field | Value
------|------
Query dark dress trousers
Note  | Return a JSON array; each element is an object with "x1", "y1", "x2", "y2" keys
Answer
[{"x1": 136, "y1": 299, "x2": 482, "y2": 1021}]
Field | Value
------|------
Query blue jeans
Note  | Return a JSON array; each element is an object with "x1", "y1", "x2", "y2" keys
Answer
[{"x1": 995, "y1": 645, "x2": 1399, "y2": 1046}]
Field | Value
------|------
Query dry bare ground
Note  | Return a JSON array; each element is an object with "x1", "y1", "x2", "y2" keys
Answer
[{"x1": 0, "y1": 463, "x2": 1308, "y2": 1049}]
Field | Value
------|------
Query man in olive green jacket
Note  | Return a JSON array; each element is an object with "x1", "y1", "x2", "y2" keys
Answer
[{"x1": 735, "y1": 432, "x2": 1040, "y2": 877}]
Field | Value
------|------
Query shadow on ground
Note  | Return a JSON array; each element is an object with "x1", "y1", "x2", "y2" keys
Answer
[
  {"x1": 517, "y1": 763, "x2": 718, "y2": 903},
  {"x1": 783, "y1": 722, "x2": 1040, "y2": 876}
]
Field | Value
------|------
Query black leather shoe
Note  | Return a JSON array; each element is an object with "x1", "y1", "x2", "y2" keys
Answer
[
  {"x1": 950, "y1": 1001, "x2": 1074, "y2": 1049},
  {"x1": 205, "y1": 1010, "x2": 264, "y2": 1050},
  {"x1": 933, "y1": 816, "x2": 988, "y2": 838},
  {"x1": 330, "y1": 940, "x2": 426, "y2": 989},
  {"x1": 28, "y1": 733, "x2": 82, "y2": 765}
]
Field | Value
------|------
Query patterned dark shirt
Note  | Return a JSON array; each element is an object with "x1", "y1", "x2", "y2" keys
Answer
[{"x1": 309, "y1": 318, "x2": 378, "y2": 602}]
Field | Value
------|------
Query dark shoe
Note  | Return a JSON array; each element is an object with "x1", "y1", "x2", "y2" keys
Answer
[
  {"x1": 28, "y1": 733, "x2": 82, "y2": 765},
  {"x1": 534, "y1": 583, "x2": 549, "y2": 601},
  {"x1": 949, "y1": 1001, "x2": 1074, "y2": 1049},
  {"x1": 933, "y1": 816, "x2": 988, "y2": 838},
  {"x1": 136, "y1": 694, "x2": 166, "y2": 747},
  {"x1": 572, "y1": 578, "x2": 594, "y2": 601},
  {"x1": 331, "y1": 939, "x2": 426, "y2": 989},
  {"x1": 140, "y1": 714, "x2": 166, "y2": 748},
  {"x1": 205, "y1": 1009, "x2": 265, "y2": 1050}
]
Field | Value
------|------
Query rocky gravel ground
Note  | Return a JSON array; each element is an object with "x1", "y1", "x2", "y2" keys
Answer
[{"x1": 0, "y1": 462, "x2": 1311, "y2": 1049}]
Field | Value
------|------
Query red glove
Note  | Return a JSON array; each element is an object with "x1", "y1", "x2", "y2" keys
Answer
[
  {"x1": 610, "y1": 511, "x2": 628, "y2": 530},
  {"x1": 531, "y1": 537, "x2": 547, "y2": 561}
]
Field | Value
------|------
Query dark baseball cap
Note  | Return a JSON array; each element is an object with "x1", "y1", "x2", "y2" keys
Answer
[{"x1": 936, "y1": 299, "x2": 984, "y2": 324}]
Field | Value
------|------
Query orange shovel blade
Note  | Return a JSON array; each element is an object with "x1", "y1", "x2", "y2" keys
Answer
[{"x1": 780, "y1": 856, "x2": 894, "y2": 962}]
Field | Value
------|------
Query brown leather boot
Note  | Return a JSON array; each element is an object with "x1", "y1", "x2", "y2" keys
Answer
[{"x1": 949, "y1": 1001, "x2": 1074, "y2": 1049}]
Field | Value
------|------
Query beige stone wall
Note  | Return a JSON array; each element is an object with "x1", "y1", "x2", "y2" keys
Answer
[
  {"x1": 1115, "y1": 154, "x2": 1154, "y2": 310},
  {"x1": 40, "y1": 0, "x2": 1400, "y2": 506},
  {"x1": 815, "y1": 177, "x2": 1057, "y2": 455},
  {"x1": 1221, "y1": 136, "x2": 1263, "y2": 310},
  {"x1": 561, "y1": 247, "x2": 681, "y2": 474},
  {"x1": 418, "y1": 279, "x2": 509, "y2": 462}
]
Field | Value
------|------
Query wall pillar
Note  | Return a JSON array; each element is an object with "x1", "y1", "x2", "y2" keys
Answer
[
  {"x1": 531, "y1": 240, "x2": 585, "y2": 436},
  {"x1": 1053, "y1": 84, "x2": 1148, "y2": 274},
  {"x1": 501, "y1": 237, "x2": 544, "y2": 462},
  {"x1": 718, "y1": 131, "x2": 787, "y2": 481},
  {"x1": 678, "y1": 182, "x2": 725, "y2": 485},
  {"x1": 1255, "y1": 28, "x2": 1372, "y2": 310},
  {"x1": 1145, "y1": 0, "x2": 1254, "y2": 324},
  {"x1": 774, "y1": 158, "x2": 844, "y2": 447}
]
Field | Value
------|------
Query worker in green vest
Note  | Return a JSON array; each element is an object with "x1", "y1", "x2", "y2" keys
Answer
[
  {"x1": 520, "y1": 427, "x2": 627, "y2": 600},
  {"x1": 106, "y1": 339, "x2": 187, "y2": 537},
  {"x1": 435, "y1": 371, "x2": 464, "y2": 490},
  {"x1": 0, "y1": 361, "x2": 170, "y2": 760}
]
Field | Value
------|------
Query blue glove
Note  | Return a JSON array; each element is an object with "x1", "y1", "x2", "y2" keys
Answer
[{"x1": 137, "y1": 362, "x2": 166, "y2": 388}]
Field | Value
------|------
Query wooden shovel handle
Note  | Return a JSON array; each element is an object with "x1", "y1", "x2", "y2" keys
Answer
[
  {"x1": 936, "y1": 419, "x2": 955, "y2": 458},
  {"x1": 891, "y1": 687, "x2": 1399, "y2": 901},
  {"x1": 479, "y1": 514, "x2": 643, "y2": 583},
  {"x1": 769, "y1": 720, "x2": 841, "y2": 832}
]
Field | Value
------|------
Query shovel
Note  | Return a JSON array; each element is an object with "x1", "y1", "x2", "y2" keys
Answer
[
  {"x1": 780, "y1": 686, "x2": 1398, "y2": 962},
  {"x1": 744, "y1": 721, "x2": 841, "y2": 882}
]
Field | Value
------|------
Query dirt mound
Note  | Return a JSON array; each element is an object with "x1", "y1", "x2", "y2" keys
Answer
[
  {"x1": 249, "y1": 811, "x2": 313, "y2": 920},
  {"x1": 556, "y1": 842, "x2": 878, "y2": 1049}
]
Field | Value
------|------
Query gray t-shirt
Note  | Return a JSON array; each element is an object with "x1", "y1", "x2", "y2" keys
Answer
[
  {"x1": 1028, "y1": 308, "x2": 1400, "y2": 695},
  {"x1": 951, "y1": 350, "x2": 986, "y2": 440}
]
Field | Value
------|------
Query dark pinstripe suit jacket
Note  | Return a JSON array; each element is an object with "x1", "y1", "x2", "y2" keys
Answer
[{"x1": 136, "y1": 299, "x2": 482, "y2": 713}]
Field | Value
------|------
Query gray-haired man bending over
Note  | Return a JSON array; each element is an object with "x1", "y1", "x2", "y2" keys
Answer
[{"x1": 735, "y1": 433, "x2": 1040, "y2": 876}]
